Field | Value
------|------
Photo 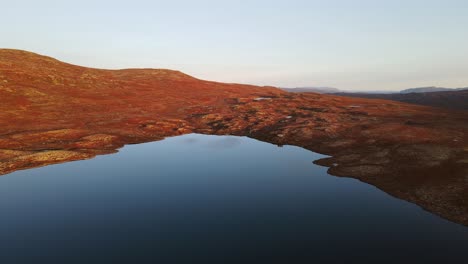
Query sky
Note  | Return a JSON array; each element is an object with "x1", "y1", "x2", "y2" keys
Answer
[{"x1": 1, "y1": 0, "x2": 468, "y2": 91}]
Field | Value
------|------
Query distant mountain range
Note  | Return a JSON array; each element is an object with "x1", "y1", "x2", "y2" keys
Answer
[
  {"x1": 281, "y1": 87, "x2": 341, "y2": 94},
  {"x1": 400, "y1": 86, "x2": 468, "y2": 94},
  {"x1": 283, "y1": 86, "x2": 468, "y2": 111},
  {"x1": 282, "y1": 86, "x2": 468, "y2": 94},
  {"x1": 333, "y1": 89, "x2": 468, "y2": 111}
]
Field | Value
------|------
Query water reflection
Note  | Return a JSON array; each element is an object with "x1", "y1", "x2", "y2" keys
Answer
[{"x1": 0, "y1": 134, "x2": 466, "y2": 263}]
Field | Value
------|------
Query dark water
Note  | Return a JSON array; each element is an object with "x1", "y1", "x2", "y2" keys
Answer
[{"x1": 0, "y1": 134, "x2": 467, "y2": 263}]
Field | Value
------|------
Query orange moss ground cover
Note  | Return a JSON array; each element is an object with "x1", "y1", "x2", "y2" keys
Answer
[{"x1": 1, "y1": 49, "x2": 467, "y2": 225}]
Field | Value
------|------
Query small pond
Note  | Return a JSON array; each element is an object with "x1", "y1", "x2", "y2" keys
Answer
[{"x1": 0, "y1": 134, "x2": 467, "y2": 263}]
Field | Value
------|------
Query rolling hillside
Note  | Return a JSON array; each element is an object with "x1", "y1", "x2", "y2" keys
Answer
[{"x1": 1, "y1": 49, "x2": 467, "y2": 225}]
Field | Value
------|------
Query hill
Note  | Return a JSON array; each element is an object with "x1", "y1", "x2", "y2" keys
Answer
[
  {"x1": 283, "y1": 85, "x2": 468, "y2": 101},
  {"x1": 334, "y1": 90, "x2": 468, "y2": 111},
  {"x1": 281, "y1": 87, "x2": 341, "y2": 94},
  {"x1": 1, "y1": 49, "x2": 467, "y2": 225},
  {"x1": 400, "y1": 86, "x2": 468, "y2": 94}
]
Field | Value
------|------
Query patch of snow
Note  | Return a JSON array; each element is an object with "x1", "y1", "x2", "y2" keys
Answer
[{"x1": 254, "y1": 97, "x2": 272, "y2": 101}]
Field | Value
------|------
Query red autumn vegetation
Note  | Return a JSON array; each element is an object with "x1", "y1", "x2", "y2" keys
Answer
[{"x1": 0, "y1": 49, "x2": 467, "y2": 225}]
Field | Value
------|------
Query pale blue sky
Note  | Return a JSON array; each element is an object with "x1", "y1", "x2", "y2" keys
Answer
[{"x1": 2, "y1": 0, "x2": 468, "y2": 90}]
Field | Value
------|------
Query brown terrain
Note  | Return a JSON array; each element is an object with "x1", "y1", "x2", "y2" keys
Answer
[
  {"x1": 334, "y1": 90, "x2": 468, "y2": 111},
  {"x1": 1, "y1": 49, "x2": 467, "y2": 226}
]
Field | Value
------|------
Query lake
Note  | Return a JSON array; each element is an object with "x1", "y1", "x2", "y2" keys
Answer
[{"x1": 0, "y1": 134, "x2": 467, "y2": 263}]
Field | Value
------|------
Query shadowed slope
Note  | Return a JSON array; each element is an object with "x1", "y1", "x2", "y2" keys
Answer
[
  {"x1": 1, "y1": 49, "x2": 467, "y2": 226},
  {"x1": 334, "y1": 90, "x2": 468, "y2": 111}
]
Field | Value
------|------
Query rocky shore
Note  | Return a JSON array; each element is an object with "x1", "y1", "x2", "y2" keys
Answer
[{"x1": 1, "y1": 49, "x2": 467, "y2": 225}]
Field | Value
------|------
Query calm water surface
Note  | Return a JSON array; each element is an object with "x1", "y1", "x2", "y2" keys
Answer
[{"x1": 0, "y1": 134, "x2": 467, "y2": 263}]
